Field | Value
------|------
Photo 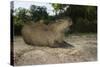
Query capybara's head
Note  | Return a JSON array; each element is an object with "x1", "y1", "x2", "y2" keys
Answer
[
  {"x1": 56, "y1": 18, "x2": 72, "y2": 27},
  {"x1": 52, "y1": 18, "x2": 72, "y2": 32}
]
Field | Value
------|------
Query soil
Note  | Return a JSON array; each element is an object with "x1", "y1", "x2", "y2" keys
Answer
[{"x1": 13, "y1": 33, "x2": 97, "y2": 66}]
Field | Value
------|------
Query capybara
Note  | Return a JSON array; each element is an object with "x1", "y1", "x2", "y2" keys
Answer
[{"x1": 21, "y1": 18, "x2": 72, "y2": 47}]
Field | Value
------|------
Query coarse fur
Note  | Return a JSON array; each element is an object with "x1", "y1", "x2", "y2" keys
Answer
[{"x1": 21, "y1": 18, "x2": 72, "y2": 47}]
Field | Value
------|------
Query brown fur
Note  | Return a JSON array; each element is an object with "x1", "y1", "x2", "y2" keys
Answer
[{"x1": 21, "y1": 18, "x2": 72, "y2": 47}]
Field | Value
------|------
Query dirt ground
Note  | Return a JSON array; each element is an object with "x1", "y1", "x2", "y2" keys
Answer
[{"x1": 13, "y1": 33, "x2": 97, "y2": 66}]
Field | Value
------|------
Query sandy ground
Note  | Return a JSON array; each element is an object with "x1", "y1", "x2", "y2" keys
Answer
[{"x1": 13, "y1": 34, "x2": 97, "y2": 66}]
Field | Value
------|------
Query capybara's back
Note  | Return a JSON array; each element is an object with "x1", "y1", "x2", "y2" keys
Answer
[{"x1": 22, "y1": 22, "x2": 56, "y2": 47}]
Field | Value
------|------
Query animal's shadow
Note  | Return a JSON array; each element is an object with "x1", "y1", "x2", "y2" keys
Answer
[
  {"x1": 51, "y1": 41, "x2": 74, "y2": 48},
  {"x1": 27, "y1": 41, "x2": 74, "y2": 49}
]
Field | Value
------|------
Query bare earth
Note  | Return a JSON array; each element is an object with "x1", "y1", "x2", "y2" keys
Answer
[{"x1": 13, "y1": 34, "x2": 97, "y2": 66}]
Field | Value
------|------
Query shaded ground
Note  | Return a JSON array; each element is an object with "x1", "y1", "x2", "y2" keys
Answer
[{"x1": 13, "y1": 33, "x2": 97, "y2": 66}]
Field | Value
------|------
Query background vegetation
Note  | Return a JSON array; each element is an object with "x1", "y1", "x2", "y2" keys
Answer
[{"x1": 11, "y1": 3, "x2": 97, "y2": 35}]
